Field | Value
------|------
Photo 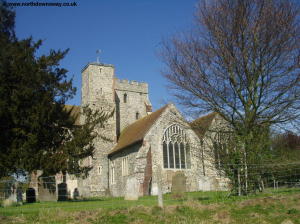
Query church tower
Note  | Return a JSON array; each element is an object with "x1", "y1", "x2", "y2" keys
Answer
[
  {"x1": 79, "y1": 62, "x2": 116, "y2": 196},
  {"x1": 114, "y1": 79, "x2": 152, "y2": 138},
  {"x1": 81, "y1": 62, "x2": 115, "y2": 108},
  {"x1": 78, "y1": 61, "x2": 152, "y2": 196}
]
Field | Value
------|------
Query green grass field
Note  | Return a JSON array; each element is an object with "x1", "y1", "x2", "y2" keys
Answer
[{"x1": 1, "y1": 188, "x2": 300, "y2": 224}]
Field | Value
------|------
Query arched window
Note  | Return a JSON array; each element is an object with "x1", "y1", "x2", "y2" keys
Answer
[
  {"x1": 136, "y1": 112, "x2": 140, "y2": 120},
  {"x1": 162, "y1": 124, "x2": 191, "y2": 169},
  {"x1": 123, "y1": 93, "x2": 127, "y2": 103}
]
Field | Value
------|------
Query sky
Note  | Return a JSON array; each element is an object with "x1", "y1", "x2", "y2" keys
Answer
[{"x1": 13, "y1": 0, "x2": 198, "y2": 111}]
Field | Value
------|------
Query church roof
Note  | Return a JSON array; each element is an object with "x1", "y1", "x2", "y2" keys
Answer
[
  {"x1": 64, "y1": 105, "x2": 81, "y2": 125},
  {"x1": 190, "y1": 112, "x2": 217, "y2": 139},
  {"x1": 109, "y1": 105, "x2": 169, "y2": 155}
]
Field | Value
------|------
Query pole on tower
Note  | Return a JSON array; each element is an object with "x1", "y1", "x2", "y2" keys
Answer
[{"x1": 96, "y1": 49, "x2": 101, "y2": 63}]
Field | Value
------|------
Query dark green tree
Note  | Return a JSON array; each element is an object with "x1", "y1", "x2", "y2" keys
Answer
[{"x1": 0, "y1": 1, "x2": 112, "y2": 178}]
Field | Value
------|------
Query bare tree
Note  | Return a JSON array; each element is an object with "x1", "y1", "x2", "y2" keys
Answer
[{"x1": 161, "y1": 0, "x2": 300, "y2": 194}]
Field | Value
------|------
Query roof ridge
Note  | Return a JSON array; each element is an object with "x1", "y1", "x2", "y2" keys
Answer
[{"x1": 191, "y1": 111, "x2": 217, "y2": 124}]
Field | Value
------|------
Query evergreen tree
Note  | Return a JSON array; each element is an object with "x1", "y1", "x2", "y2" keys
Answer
[{"x1": 0, "y1": 1, "x2": 112, "y2": 178}]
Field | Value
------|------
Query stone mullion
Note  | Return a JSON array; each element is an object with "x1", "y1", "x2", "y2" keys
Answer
[
  {"x1": 184, "y1": 143, "x2": 187, "y2": 169},
  {"x1": 173, "y1": 142, "x2": 176, "y2": 169},
  {"x1": 178, "y1": 141, "x2": 182, "y2": 169},
  {"x1": 167, "y1": 141, "x2": 170, "y2": 168}
]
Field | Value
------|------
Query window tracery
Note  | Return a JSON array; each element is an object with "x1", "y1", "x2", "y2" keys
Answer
[{"x1": 162, "y1": 124, "x2": 191, "y2": 169}]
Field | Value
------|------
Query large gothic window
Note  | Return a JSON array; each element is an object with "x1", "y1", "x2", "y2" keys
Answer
[{"x1": 162, "y1": 124, "x2": 191, "y2": 169}]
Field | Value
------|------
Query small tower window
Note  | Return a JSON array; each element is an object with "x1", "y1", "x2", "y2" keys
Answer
[
  {"x1": 98, "y1": 165, "x2": 102, "y2": 175},
  {"x1": 136, "y1": 112, "x2": 140, "y2": 120},
  {"x1": 123, "y1": 93, "x2": 127, "y2": 103}
]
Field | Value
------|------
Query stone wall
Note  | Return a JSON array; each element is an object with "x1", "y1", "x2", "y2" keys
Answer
[
  {"x1": 78, "y1": 62, "x2": 154, "y2": 197},
  {"x1": 78, "y1": 63, "x2": 117, "y2": 197},
  {"x1": 81, "y1": 63, "x2": 115, "y2": 106},
  {"x1": 107, "y1": 104, "x2": 226, "y2": 197},
  {"x1": 115, "y1": 79, "x2": 152, "y2": 138},
  {"x1": 144, "y1": 104, "x2": 224, "y2": 195},
  {"x1": 77, "y1": 62, "x2": 227, "y2": 198},
  {"x1": 115, "y1": 79, "x2": 148, "y2": 93},
  {"x1": 108, "y1": 143, "x2": 141, "y2": 197}
]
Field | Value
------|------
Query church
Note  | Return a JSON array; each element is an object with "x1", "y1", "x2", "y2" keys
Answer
[
  {"x1": 70, "y1": 62, "x2": 228, "y2": 198},
  {"x1": 30, "y1": 61, "x2": 228, "y2": 200}
]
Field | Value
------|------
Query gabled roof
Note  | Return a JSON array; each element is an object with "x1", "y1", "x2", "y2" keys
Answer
[
  {"x1": 109, "y1": 105, "x2": 169, "y2": 156},
  {"x1": 190, "y1": 112, "x2": 217, "y2": 139},
  {"x1": 64, "y1": 105, "x2": 81, "y2": 125}
]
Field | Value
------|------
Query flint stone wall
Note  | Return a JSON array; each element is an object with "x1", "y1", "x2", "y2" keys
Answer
[
  {"x1": 109, "y1": 143, "x2": 140, "y2": 197},
  {"x1": 77, "y1": 63, "x2": 117, "y2": 197}
]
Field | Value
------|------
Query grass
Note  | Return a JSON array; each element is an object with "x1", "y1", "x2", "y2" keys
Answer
[{"x1": 0, "y1": 188, "x2": 300, "y2": 223}]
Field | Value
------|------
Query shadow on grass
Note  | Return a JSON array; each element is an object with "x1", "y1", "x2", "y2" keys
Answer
[
  {"x1": 197, "y1": 197, "x2": 210, "y2": 201},
  {"x1": 65, "y1": 196, "x2": 129, "y2": 203},
  {"x1": 275, "y1": 187, "x2": 300, "y2": 194}
]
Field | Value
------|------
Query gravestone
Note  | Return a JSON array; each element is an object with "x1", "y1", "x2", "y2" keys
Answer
[
  {"x1": 124, "y1": 176, "x2": 139, "y2": 200},
  {"x1": 199, "y1": 176, "x2": 211, "y2": 191},
  {"x1": 171, "y1": 172, "x2": 187, "y2": 194},
  {"x1": 73, "y1": 188, "x2": 79, "y2": 200},
  {"x1": 211, "y1": 178, "x2": 219, "y2": 190},
  {"x1": 26, "y1": 188, "x2": 36, "y2": 203},
  {"x1": 2, "y1": 199, "x2": 14, "y2": 207},
  {"x1": 8, "y1": 193, "x2": 17, "y2": 202},
  {"x1": 38, "y1": 176, "x2": 57, "y2": 201},
  {"x1": 157, "y1": 184, "x2": 163, "y2": 208},
  {"x1": 58, "y1": 183, "x2": 68, "y2": 201},
  {"x1": 17, "y1": 187, "x2": 23, "y2": 203}
]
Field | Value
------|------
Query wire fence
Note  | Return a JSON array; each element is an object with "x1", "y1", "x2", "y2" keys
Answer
[{"x1": 0, "y1": 162, "x2": 299, "y2": 206}]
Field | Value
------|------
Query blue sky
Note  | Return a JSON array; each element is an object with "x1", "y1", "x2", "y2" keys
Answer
[{"x1": 14, "y1": 0, "x2": 198, "y2": 111}]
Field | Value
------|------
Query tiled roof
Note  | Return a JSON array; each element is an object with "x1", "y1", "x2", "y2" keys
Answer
[
  {"x1": 64, "y1": 105, "x2": 81, "y2": 125},
  {"x1": 190, "y1": 112, "x2": 217, "y2": 139},
  {"x1": 109, "y1": 105, "x2": 169, "y2": 155}
]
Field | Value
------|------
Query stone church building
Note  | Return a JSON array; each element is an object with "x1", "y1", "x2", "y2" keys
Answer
[
  {"x1": 69, "y1": 62, "x2": 227, "y2": 198},
  {"x1": 30, "y1": 62, "x2": 228, "y2": 200}
]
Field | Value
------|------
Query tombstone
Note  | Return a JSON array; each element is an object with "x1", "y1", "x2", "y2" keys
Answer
[
  {"x1": 171, "y1": 172, "x2": 187, "y2": 194},
  {"x1": 58, "y1": 183, "x2": 68, "y2": 201},
  {"x1": 199, "y1": 176, "x2": 211, "y2": 191},
  {"x1": 5, "y1": 182, "x2": 17, "y2": 202},
  {"x1": 17, "y1": 187, "x2": 23, "y2": 203},
  {"x1": 211, "y1": 178, "x2": 220, "y2": 190},
  {"x1": 157, "y1": 185, "x2": 163, "y2": 208},
  {"x1": 38, "y1": 176, "x2": 57, "y2": 201},
  {"x1": 124, "y1": 176, "x2": 139, "y2": 200},
  {"x1": 7, "y1": 193, "x2": 17, "y2": 203},
  {"x1": 2, "y1": 199, "x2": 14, "y2": 207},
  {"x1": 26, "y1": 188, "x2": 36, "y2": 203},
  {"x1": 73, "y1": 188, "x2": 79, "y2": 200}
]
